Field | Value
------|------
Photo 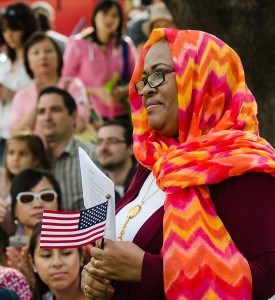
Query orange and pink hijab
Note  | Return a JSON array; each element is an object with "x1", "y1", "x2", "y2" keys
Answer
[{"x1": 129, "y1": 29, "x2": 275, "y2": 299}]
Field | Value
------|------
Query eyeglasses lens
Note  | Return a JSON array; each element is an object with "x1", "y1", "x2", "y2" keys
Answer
[{"x1": 149, "y1": 72, "x2": 163, "y2": 87}]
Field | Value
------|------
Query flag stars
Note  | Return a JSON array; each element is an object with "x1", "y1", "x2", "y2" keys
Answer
[{"x1": 79, "y1": 201, "x2": 108, "y2": 230}]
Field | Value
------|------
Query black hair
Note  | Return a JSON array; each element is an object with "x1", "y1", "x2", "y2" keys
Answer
[
  {"x1": 0, "y1": 2, "x2": 38, "y2": 62},
  {"x1": 23, "y1": 31, "x2": 63, "y2": 78},
  {"x1": 38, "y1": 86, "x2": 77, "y2": 115},
  {"x1": 28, "y1": 222, "x2": 83, "y2": 300},
  {"x1": 27, "y1": 222, "x2": 50, "y2": 299},
  {"x1": 98, "y1": 119, "x2": 133, "y2": 147},
  {"x1": 89, "y1": 0, "x2": 124, "y2": 47},
  {"x1": 10, "y1": 168, "x2": 63, "y2": 219},
  {"x1": 36, "y1": 13, "x2": 51, "y2": 31}
]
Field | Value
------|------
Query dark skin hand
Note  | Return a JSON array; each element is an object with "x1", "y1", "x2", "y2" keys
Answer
[{"x1": 81, "y1": 238, "x2": 145, "y2": 299}]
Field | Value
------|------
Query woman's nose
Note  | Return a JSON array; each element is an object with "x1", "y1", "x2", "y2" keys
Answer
[
  {"x1": 38, "y1": 51, "x2": 47, "y2": 59},
  {"x1": 51, "y1": 253, "x2": 63, "y2": 268},
  {"x1": 32, "y1": 197, "x2": 43, "y2": 208},
  {"x1": 142, "y1": 83, "x2": 157, "y2": 97}
]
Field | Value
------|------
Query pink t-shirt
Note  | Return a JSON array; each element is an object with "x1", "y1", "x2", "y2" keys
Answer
[
  {"x1": 10, "y1": 77, "x2": 89, "y2": 134},
  {"x1": 62, "y1": 36, "x2": 137, "y2": 118}
]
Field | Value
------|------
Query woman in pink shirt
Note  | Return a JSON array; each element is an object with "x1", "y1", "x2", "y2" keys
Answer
[
  {"x1": 62, "y1": 0, "x2": 137, "y2": 120},
  {"x1": 10, "y1": 31, "x2": 89, "y2": 135}
]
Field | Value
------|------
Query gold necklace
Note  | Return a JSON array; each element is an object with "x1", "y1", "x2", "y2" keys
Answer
[{"x1": 117, "y1": 177, "x2": 159, "y2": 241}]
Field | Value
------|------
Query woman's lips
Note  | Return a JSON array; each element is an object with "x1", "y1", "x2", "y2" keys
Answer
[
  {"x1": 50, "y1": 272, "x2": 67, "y2": 279},
  {"x1": 146, "y1": 100, "x2": 162, "y2": 112},
  {"x1": 31, "y1": 212, "x2": 43, "y2": 218}
]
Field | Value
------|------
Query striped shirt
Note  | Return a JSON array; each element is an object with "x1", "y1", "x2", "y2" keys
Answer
[{"x1": 50, "y1": 137, "x2": 96, "y2": 211}]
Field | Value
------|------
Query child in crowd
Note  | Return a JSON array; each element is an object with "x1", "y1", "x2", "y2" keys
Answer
[
  {"x1": 28, "y1": 222, "x2": 87, "y2": 300},
  {"x1": 0, "y1": 132, "x2": 49, "y2": 235}
]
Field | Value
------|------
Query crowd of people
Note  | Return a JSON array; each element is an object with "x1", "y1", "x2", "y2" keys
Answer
[{"x1": 0, "y1": 0, "x2": 274, "y2": 300}]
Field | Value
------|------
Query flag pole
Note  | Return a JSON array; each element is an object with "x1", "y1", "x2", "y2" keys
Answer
[{"x1": 100, "y1": 193, "x2": 111, "y2": 249}]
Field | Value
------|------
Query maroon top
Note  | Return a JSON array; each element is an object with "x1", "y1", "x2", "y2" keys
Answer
[{"x1": 114, "y1": 165, "x2": 275, "y2": 300}]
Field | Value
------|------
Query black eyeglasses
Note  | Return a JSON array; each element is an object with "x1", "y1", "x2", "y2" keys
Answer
[
  {"x1": 16, "y1": 190, "x2": 57, "y2": 204},
  {"x1": 135, "y1": 69, "x2": 175, "y2": 96},
  {"x1": 96, "y1": 138, "x2": 127, "y2": 146}
]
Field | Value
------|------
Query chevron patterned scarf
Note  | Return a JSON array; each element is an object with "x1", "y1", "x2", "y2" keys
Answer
[{"x1": 129, "y1": 29, "x2": 275, "y2": 299}]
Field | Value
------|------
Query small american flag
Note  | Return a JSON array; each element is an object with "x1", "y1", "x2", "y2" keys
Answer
[{"x1": 40, "y1": 201, "x2": 108, "y2": 249}]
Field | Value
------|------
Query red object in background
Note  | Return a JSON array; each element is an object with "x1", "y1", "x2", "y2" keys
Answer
[{"x1": 0, "y1": 0, "x2": 127, "y2": 37}]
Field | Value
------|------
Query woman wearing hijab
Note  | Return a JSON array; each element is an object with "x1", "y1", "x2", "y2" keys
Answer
[{"x1": 81, "y1": 29, "x2": 275, "y2": 300}]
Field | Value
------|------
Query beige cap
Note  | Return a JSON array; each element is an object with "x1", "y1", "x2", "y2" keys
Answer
[{"x1": 142, "y1": 2, "x2": 174, "y2": 37}]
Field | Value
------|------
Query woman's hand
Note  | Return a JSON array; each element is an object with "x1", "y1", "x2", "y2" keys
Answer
[
  {"x1": 88, "y1": 239, "x2": 145, "y2": 282},
  {"x1": 112, "y1": 85, "x2": 128, "y2": 100},
  {"x1": 0, "y1": 85, "x2": 15, "y2": 103},
  {"x1": 6, "y1": 246, "x2": 26, "y2": 271},
  {"x1": 0, "y1": 198, "x2": 8, "y2": 223},
  {"x1": 87, "y1": 87, "x2": 117, "y2": 107},
  {"x1": 81, "y1": 264, "x2": 114, "y2": 299}
]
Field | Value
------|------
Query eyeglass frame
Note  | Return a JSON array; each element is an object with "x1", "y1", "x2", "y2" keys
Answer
[
  {"x1": 96, "y1": 137, "x2": 127, "y2": 146},
  {"x1": 135, "y1": 68, "x2": 175, "y2": 96},
  {"x1": 16, "y1": 190, "x2": 58, "y2": 205}
]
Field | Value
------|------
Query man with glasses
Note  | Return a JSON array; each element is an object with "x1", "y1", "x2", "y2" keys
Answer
[{"x1": 96, "y1": 120, "x2": 137, "y2": 203}]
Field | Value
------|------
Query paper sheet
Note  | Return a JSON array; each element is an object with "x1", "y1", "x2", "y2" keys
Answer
[{"x1": 78, "y1": 147, "x2": 116, "y2": 241}]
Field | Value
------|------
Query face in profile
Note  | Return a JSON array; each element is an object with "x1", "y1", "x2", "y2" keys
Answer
[
  {"x1": 142, "y1": 40, "x2": 179, "y2": 137},
  {"x1": 15, "y1": 176, "x2": 58, "y2": 236},
  {"x1": 94, "y1": 5, "x2": 121, "y2": 36},
  {"x1": 27, "y1": 38, "x2": 58, "y2": 77},
  {"x1": 30, "y1": 243, "x2": 82, "y2": 294},
  {"x1": 6, "y1": 139, "x2": 39, "y2": 176}
]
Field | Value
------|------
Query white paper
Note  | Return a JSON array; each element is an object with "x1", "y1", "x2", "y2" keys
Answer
[{"x1": 78, "y1": 147, "x2": 116, "y2": 241}]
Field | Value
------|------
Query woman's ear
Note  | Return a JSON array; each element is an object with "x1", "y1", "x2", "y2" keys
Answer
[{"x1": 28, "y1": 254, "x2": 37, "y2": 273}]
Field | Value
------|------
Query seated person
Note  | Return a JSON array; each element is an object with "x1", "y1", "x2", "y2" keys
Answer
[
  {"x1": 28, "y1": 222, "x2": 87, "y2": 300},
  {"x1": 36, "y1": 86, "x2": 96, "y2": 211},
  {"x1": 6, "y1": 168, "x2": 62, "y2": 277},
  {"x1": 96, "y1": 120, "x2": 137, "y2": 203},
  {"x1": 10, "y1": 32, "x2": 89, "y2": 135}
]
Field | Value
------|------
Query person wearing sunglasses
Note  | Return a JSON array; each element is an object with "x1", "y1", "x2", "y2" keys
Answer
[
  {"x1": 5, "y1": 168, "x2": 62, "y2": 278},
  {"x1": 81, "y1": 29, "x2": 275, "y2": 300}
]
